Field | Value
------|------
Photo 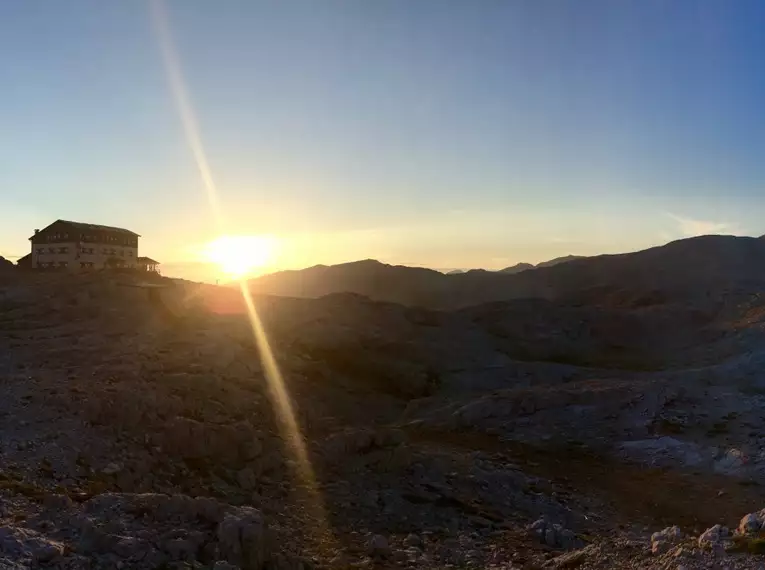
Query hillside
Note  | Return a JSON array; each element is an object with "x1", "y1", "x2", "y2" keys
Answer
[
  {"x1": 249, "y1": 234, "x2": 765, "y2": 309},
  {"x1": 248, "y1": 259, "x2": 451, "y2": 308},
  {"x1": 498, "y1": 255, "x2": 583, "y2": 274},
  {"x1": 535, "y1": 254, "x2": 585, "y2": 268},
  {"x1": 4, "y1": 261, "x2": 765, "y2": 567},
  {"x1": 4, "y1": 270, "x2": 765, "y2": 568},
  {"x1": 497, "y1": 262, "x2": 535, "y2": 274}
]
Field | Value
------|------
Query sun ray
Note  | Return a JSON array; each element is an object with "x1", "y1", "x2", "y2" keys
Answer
[
  {"x1": 149, "y1": 0, "x2": 334, "y2": 553},
  {"x1": 238, "y1": 282, "x2": 332, "y2": 539},
  {"x1": 149, "y1": 0, "x2": 222, "y2": 226}
]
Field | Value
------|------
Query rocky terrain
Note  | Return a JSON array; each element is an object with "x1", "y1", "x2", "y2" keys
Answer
[{"x1": 5, "y1": 235, "x2": 765, "y2": 568}]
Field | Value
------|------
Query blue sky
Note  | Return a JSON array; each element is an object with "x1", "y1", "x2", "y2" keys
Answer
[{"x1": 2, "y1": 0, "x2": 765, "y2": 277}]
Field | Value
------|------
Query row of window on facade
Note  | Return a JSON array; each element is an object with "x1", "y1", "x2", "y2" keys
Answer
[
  {"x1": 44, "y1": 233, "x2": 136, "y2": 246},
  {"x1": 37, "y1": 262, "x2": 96, "y2": 269},
  {"x1": 35, "y1": 247, "x2": 133, "y2": 257}
]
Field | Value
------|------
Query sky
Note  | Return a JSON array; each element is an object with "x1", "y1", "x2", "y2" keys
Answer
[{"x1": 2, "y1": 0, "x2": 765, "y2": 279}]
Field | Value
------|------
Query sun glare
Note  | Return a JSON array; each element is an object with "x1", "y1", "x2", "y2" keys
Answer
[{"x1": 204, "y1": 235, "x2": 276, "y2": 278}]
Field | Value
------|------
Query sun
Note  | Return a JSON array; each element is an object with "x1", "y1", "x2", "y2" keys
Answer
[{"x1": 204, "y1": 235, "x2": 277, "y2": 278}]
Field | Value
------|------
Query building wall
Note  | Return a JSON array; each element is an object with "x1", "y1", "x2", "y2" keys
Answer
[
  {"x1": 32, "y1": 243, "x2": 139, "y2": 270},
  {"x1": 32, "y1": 242, "x2": 77, "y2": 269},
  {"x1": 30, "y1": 222, "x2": 140, "y2": 270}
]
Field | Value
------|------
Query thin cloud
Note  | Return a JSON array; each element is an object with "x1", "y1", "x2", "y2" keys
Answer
[{"x1": 664, "y1": 212, "x2": 741, "y2": 237}]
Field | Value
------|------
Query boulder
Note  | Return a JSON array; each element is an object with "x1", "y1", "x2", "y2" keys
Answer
[
  {"x1": 738, "y1": 511, "x2": 765, "y2": 535},
  {"x1": 367, "y1": 534, "x2": 391, "y2": 559},
  {"x1": 0, "y1": 527, "x2": 64, "y2": 563},
  {"x1": 698, "y1": 524, "x2": 729, "y2": 552},
  {"x1": 651, "y1": 526, "x2": 683, "y2": 554},
  {"x1": 528, "y1": 518, "x2": 584, "y2": 551},
  {"x1": 216, "y1": 507, "x2": 269, "y2": 570},
  {"x1": 713, "y1": 448, "x2": 747, "y2": 475},
  {"x1": 236, "y1": 468, "x2": 258, "y2": 491}
]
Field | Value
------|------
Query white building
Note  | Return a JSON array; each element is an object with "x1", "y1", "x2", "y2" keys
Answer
[{"x1": 29, "y1": 219, "x2": 140, "y2": 270}]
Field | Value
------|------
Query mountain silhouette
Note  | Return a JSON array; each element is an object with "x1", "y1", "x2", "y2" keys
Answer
[{"x1": 249, "y1": 235, "x2": 765, "y2": 309}]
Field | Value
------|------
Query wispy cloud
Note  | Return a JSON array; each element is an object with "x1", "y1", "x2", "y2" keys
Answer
[{"x1": 664, "y1": 212, "x2": 742, "y2": 237}]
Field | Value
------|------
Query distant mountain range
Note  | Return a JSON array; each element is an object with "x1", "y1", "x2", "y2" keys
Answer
[
  {"x1": 421, "y1": 255, "x2": 585, "y2": 275},
  {"x1": 248, "y1": 235, "x2": 765, "y2": 309},
  {"x1": 496, "y1": 255, "x2": 585, "y2": 274}
]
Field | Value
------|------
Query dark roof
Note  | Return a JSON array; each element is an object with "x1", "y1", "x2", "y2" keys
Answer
[
  {"x1": 16, "y1": 253, "x2": 31, "y2": 263},
  {"x1": 58, "y1": 219, "x2": 140, "y2": 236},
  {"x1": 29, "y1": 219, "x2": 140, "y2": 240},
  {"x1": 137, "y1": 256, "x2": 160, "y2": 264}
]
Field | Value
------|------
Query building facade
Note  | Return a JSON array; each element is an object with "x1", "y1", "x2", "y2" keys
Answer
[
  {"x1": 29, "y1": 220, "x2": 140, "y2": 270},
  {"x1": 137, "y1": 256, "x2": 161, "y2": 273}
]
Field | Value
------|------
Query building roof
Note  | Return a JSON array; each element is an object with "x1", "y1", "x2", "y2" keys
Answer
[
  {"x1": 16, "y1": 253, "x2": 31, "y2": 263},
  {"x1": 29, "y1": 219, "x2": 140, "y2": 240},
  {"x1": 137, "y1": 256, "x2": 160, "y2": 264}
]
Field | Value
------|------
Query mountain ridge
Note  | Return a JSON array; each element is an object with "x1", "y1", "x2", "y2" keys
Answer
[{"x1": 249, "y1": 234, "x2": 765, "y2": 309}]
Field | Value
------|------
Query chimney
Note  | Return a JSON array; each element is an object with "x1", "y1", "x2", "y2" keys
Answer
[{"x1": 34, "y1": 229, "x2": 39, "y2": 234}]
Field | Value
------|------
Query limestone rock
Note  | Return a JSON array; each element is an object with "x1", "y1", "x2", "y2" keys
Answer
[
  {"x1": 737, "y1": 511, "x2": 765, "y2": 535},
  {"x1": 236, "y1": 468, "x2": 258, "y2": 491},
  {"x1": 528, "y1": 518, "x2": 584, "y2": 551},
  {"x1": 0, "y1": 527, "x2": 64, "y2": 563},
  {"x1": 367, "y1": 534, "x2": 390, "y2": 559},
  {"x1": 216, "y1": 507, "x2": 268, "y2": 570},
  {"x1": 550, "y1": 545, "x2": 594, "y2": 568},
  {"x1": 698, "y1": 524, "x2": 729, "y2": 550},
  {"x1": 650, "y1": 526, "x2": 683, "y2": 555},
  {"x1": 213, "y1": 562, "x2": 243, "y2": 570},
  {"x1": 165, "y1": 537, "x2": 199, "y2": 561}
]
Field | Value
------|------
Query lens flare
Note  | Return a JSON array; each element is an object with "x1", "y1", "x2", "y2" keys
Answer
[{"x1": 149, "y1": 0, "x2": 333, "y2": 552}]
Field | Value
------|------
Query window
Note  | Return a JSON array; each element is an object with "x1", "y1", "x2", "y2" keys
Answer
[
  {"x1": 119, "y1": 250, "x2": 124, "y2": 257},
  {"x1": 102, "y1": 249, "x2": 108, "y2": 255},
  {"x1": 36, "y1": 248, "x2": 43, "y2": 255},
  {"x1": 48, "y1": 247, "x2": 55, "y2": 254},
  {"x1": 58, "y1": 261, "x2": 67, "y2": 268},
  {"x1": 58, "y1": 247, "x2": 68, "y2": 254},
  {"x1": 127, "y1": 250, "x2": 133, "y2": 256}
]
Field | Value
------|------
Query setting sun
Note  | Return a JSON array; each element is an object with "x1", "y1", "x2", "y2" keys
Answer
[{"x1": 204, "y1": 235, "x2": 277, "y2": 278}]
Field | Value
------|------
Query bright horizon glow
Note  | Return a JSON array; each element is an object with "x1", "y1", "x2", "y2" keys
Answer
[{"x1": 203, "y1": 235, "x2": 277, "y2": 278}]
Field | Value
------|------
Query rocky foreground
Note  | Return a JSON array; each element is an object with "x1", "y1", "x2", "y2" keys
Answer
[{"x1": 4, "y1": 271, "x2": 765, "y2": 568}]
